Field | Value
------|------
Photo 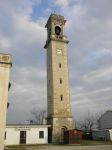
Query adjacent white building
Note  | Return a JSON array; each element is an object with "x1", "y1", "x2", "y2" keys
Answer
[
  {"x1": 92, "y1": 129, "x2": 112, "y2": 141},
  {"x1": 92, "y1": 110, "x2": 112, "y2": 141},
  {"x1": 5, "y1": 124, "x2": 50, "y2": 145},
  {"x1": 98, "y1": 110, "x2": 112, "y2": 130}
]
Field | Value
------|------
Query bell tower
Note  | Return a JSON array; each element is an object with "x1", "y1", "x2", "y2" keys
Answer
[{"x1": 44, "y1": 14, "x2": 73, "y2": 143}]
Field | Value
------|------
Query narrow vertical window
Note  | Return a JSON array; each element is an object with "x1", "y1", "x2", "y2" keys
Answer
[
  {"x1": 5, "y1": 132, "x2": 6, "y2": 140},
  {"x1": 60, "y1": 78, "x2": 62, "y2": 84},
  {"x1": 60, "y1": 95, "x2": 63, "y2": 101},
  {"x1": 59, "y1": 63, "x2": 61, "y2": 68}
]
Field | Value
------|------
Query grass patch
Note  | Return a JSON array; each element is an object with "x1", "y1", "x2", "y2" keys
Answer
[{"x1": 81, "y1": 140, "x2": 112, "y2": 145}]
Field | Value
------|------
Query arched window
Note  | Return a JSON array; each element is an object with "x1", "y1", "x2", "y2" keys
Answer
[{"x1": 55, "y1": 26, "x2": 61, "y2": 36}]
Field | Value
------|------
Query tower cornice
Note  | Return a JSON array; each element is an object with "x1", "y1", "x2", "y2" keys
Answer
[
  {"x1": 44, "y1": 37, "x2": 69, "y2": 49},
  {"x1": 0, "y1": 53, "x2": 12, "y2": 67}
]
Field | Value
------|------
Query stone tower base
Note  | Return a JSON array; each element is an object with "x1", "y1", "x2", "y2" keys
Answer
[{"x1": 48, "y1": 117, "x2": 73, "y2": 143}]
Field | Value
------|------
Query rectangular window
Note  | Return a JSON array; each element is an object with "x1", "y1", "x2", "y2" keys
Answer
[
  {"x1": 60, "y1": 95, "x2": 63, "y2": 101},
  {"x1": 59, "y1": 63, "x2": 61, "y2": 68},
  {"x1": 39, "y1": 131, "x2": 44, "y2": 139}
]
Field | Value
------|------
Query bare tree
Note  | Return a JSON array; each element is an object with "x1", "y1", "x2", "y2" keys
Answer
[
  {"x1": 74, "y1": 112, "x2": 101, "y2": 139},
  {"x1": 29, "y1": 109, "x2": 47, "y2": 125},
  {"x1": 80, "y1": 114, "x2": 96, "y2": 131},
  {"x1": 75, "y1": 112, "x2": 102, "y2": 131}
]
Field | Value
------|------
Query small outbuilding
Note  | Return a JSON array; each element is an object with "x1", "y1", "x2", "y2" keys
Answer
[
  {"x1": 64, "y1": 129, "x2": 82, "y2": 144},
  {"x1": 5, "y1": 124, "x2": 50, "y2": 145}
]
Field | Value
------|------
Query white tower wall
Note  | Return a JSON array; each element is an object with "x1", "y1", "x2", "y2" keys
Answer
[{"x1": 0, "y1": 53, "x2": 12, "y2": 150}]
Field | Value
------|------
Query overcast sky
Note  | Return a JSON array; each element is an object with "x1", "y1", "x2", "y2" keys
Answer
[{"x1": 0, "y1": 0, "x2": 112, "y2": 124}]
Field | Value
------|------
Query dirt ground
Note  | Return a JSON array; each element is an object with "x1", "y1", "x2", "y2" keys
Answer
[{"x1": 5, "y1": 145, "x2": 112, "y2": 150}]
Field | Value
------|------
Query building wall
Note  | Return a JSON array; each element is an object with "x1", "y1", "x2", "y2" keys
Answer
[
  {"x1": 109, "y1": 129, "x2": 112, "y2": 141},
  {"x1": 98, "y1": 111, "x2": 112, "y2": 130},
  {"x1": 5, "y1": 128, "x2": 20, "y2": 145},
  {"x1": 26, "y1": 127, "x2": 48, "y2": 144},
  {"x1": 0, "y1": 53, "x2": 12, "y2": 150},
  {"x1": 5, "y1": 125, "x2": 49, "y2": 145},
  {"x1": 92, "y1": 130, "x2": 112, "y2": 141}
]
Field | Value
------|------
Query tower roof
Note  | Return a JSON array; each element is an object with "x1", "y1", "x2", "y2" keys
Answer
[{"x1": 45, "y1": 13, "x2": 66, "y2": 28}]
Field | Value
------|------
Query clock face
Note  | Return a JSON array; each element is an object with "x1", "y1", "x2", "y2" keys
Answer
[{"x1": 56, "y1": 48, "x2": 62, "y2": 55}]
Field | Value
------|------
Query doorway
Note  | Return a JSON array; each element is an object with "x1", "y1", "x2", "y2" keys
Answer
[
  {"x1": 20, "y1": 131, "x2": 26, "y2": 144},
  {"x1": 61, "y1": 126, "x2": 67, "y2": 143},
  {"x1": 48, "y1": 127, "x2": 52, "y2": 143}
]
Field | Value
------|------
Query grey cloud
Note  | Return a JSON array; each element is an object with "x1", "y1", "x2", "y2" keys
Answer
[
  {"x1": 86, "y1": 0, "x2": 112, "y2": 19},
  {"x1": 7, "y1": 66, "x2": 47, "y2": 123}
]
